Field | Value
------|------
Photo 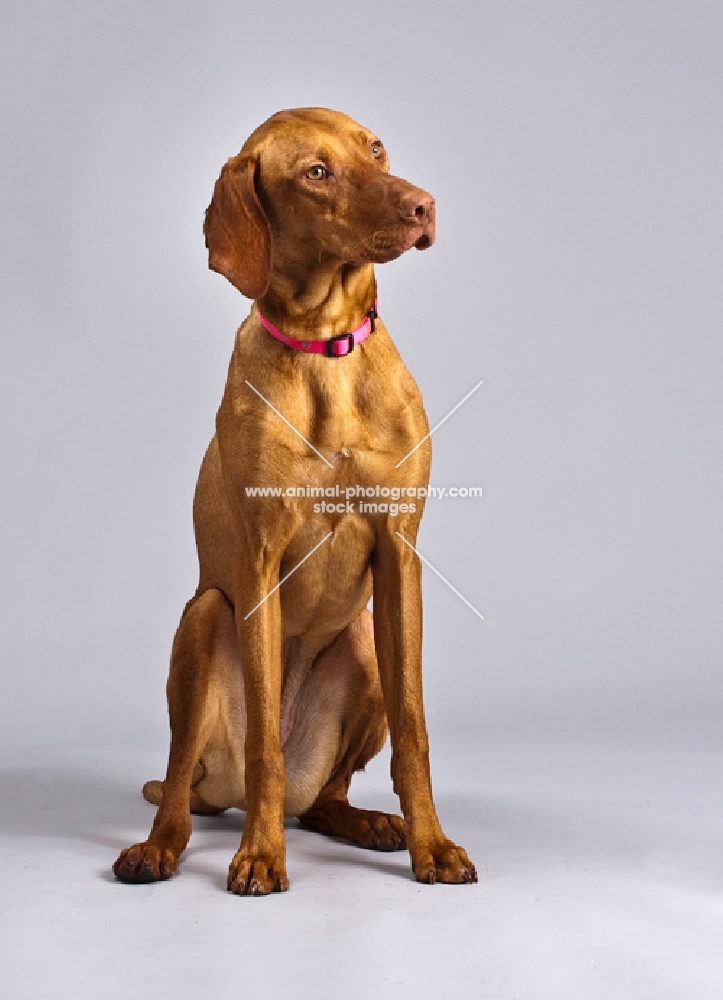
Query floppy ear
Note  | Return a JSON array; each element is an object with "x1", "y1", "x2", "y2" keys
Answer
[{"x1": 203, "y1": 154, "x2": 272, "y2": 299}]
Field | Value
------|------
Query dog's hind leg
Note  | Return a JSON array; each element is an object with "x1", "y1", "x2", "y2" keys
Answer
[
  {"x1": 296, "y1": 610, "x2": 406, "y2": 852},
  {"x1": 113, "y1": 588, "x2": 236, "y2": 882},
  {"x1": 299, "y1": 757, "x2": 407, "y2": 852}
]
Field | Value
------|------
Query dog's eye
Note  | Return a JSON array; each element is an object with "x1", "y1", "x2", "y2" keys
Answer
[
  {"x1": 370, "y1": 142, "x2": 383, "y2": 159},
  {"x1": 306, "y1": 165, "x2": 328, "y2": 180}
]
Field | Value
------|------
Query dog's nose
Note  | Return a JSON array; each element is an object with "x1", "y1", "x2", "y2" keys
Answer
[{"x1": 399, "y1": 189, "x2": 435, "y2": 225}]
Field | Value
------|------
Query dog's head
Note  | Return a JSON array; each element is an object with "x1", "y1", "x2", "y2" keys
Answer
[{"x1": 203, "y1": 108, "x2": 435, "y2": 299}]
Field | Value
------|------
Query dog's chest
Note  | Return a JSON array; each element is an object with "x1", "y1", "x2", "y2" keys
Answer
[
  {"x1": 293, "y1": 406, "x2": 425, "y2": 494},
  {"x1": 228, "y1": 341, "x2": 430, "y2": 495}
]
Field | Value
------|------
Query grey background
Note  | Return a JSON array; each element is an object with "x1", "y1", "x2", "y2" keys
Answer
[
  {"x1": 2, "y1": 3, "x2": 723, "y2": 997},
  {"x1": 3, "y1": 0, "x2": 721, "y2": 749}
]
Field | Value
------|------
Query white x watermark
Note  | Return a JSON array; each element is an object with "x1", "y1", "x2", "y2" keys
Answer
[{"x1": 243, "y1": 377, "x2": 484, "y2": 620}]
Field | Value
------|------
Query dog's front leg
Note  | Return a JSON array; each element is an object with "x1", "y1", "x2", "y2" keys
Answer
[
  {"x1": 227, "y1": 544, "x2": 290, "y2": 896},
  {"x1": 372, "y1": 526, "x2": 477, "y2": 885}
]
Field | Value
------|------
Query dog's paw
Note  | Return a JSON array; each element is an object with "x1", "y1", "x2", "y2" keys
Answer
[
  {"x1": 299, "y1": 802, "x2": 407, "y2": 851},
  {"x1": 411, "y1": 839, "x2": 477, "y2": 885},
  {"x1": 113, "y1": 841, "x2": 177, "y2": 883},
  {"x1": 353, "y1": 810, "x2": 407, "y2": 851},
  {"x1": 227, "y1": 849, "x2": 290, "y2": 896}
]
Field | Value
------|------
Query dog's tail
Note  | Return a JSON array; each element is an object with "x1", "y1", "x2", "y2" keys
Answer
[
  {"x1": 142, "y1": 779, "x2": 164, "y2": 805},
  {"x1": 142, "y1": 774, "x2": 228, "y2": 816}
]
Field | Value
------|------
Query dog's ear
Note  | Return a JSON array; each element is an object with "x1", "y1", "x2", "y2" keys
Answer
[{"x1": 203, "y1": 154, "x2": 272, "y2": 299}]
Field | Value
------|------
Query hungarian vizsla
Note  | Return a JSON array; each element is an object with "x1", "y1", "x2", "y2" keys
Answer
[{"x1": 113, "y1": 107, "x2": 477, "y2": 893}]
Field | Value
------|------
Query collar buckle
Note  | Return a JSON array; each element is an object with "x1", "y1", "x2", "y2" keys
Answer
[{"x1": 325, "y1": 331, "x2": 355, "y2": 357}]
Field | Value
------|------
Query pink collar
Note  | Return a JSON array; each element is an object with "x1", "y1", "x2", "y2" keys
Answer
[{"x1": 256, "y1": 301, "x2": 378, "y2": 358}]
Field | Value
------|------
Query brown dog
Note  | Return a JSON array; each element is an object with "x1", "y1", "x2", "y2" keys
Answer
[{"x1": 113, "y1": 108, "x2": 476, "y2": 893}]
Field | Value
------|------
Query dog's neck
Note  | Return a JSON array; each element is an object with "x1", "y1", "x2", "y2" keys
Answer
[{"x1": 257, "y1": 259, "x2": 377, "y2": 340}]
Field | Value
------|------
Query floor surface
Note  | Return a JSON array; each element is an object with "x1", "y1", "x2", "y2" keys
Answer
[{"x1": 2, "y1": 733, "x2": 723, "y2": 999}]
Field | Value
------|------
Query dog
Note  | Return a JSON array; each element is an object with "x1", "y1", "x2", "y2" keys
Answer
[{"x1": 113, "y1": 108, "x2": 477, "y2": 893}]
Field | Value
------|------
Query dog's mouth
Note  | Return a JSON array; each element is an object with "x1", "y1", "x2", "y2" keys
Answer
[
  {"x1": 409, "y1": 219, "x2": 435, "y2": 252},
  {"x1": 389, "y1": 223, "x2": 436, "y2": 254},
  {"x1": 354, "y1": 222, "x2": 435, "y2": 264}
]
